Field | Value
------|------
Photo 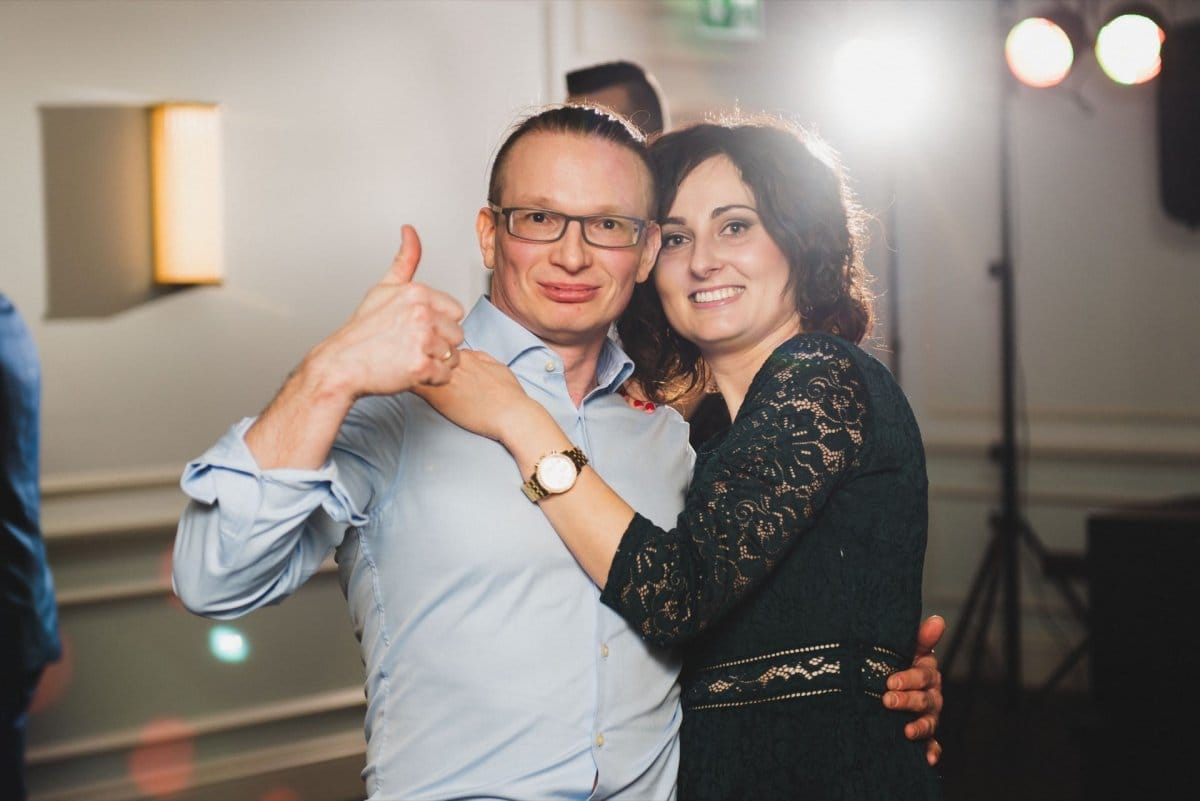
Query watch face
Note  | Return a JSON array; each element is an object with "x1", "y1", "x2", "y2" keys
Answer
[{"x1": 536, "y1": 453, "x2": 578, "y2": 493}]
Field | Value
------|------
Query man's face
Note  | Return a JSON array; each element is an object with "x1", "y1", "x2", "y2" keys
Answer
[{"x1": 477, "y1": 131, "x2": 659, "y2": 349}]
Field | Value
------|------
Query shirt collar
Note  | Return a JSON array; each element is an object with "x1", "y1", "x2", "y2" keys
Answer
[{"x1": 461, "y1": 296, "x2": 634, "y2": 395}]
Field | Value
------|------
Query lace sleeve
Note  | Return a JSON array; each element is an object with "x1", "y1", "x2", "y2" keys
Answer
[{"x1": 599, "y1": 336, "x2": 869, "y2": 647}]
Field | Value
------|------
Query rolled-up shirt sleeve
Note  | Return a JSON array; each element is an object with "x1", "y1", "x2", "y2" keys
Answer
[{"x1": 172, "y1": 416, "x2": 376, "y2": 619}]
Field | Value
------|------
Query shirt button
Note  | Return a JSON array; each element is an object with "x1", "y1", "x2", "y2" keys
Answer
[
  {"x1": 595, "y1": 733, "x2": 605, "y2": 748},
  {"x1": 600, "y1": 644, "x2": 610, "y2": 658},
  {"x1": 544, "y1": 360, "x2": 556, "y2": 372}
]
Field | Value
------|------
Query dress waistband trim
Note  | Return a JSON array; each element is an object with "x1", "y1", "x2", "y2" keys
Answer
[{"x1": 682, "y1": 641, "x2": 907, "y2": 711}]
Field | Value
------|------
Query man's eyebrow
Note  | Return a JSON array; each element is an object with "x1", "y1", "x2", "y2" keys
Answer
[
  {"x1": 661, "y1": 204, "x2": 758, "y2": 226},
  {"x1": 510, "y1": 197, "x2": 639, "y2": 216}
]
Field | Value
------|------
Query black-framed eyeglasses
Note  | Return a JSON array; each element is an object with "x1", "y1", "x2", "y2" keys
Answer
[{"x1": 488, "y1": 204, "x2": 646, "y2": 248}]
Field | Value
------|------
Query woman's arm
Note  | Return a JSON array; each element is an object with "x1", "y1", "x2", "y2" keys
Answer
[
  {"x1": 600, "y1": 345, "x2": 868, "y2": 645},
  {"x1": 418, "y1": 343, "x2": 868, "y2": 642},
  {"x1": 509, "y1": 413, "x2": 635, "y2": 584},
  {"x1": 413, "y1": 350, "x2": 638, "y2": 585},
  {"x1": 417, "y1": 346, "x2": 942, "y2": 757}
]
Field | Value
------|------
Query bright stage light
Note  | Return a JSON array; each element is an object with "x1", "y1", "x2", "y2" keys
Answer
[
  {"x1": 830, "y1": 37, "x2": 932, "y2": 136},
  {"x1": 1095, "y1": 11, "x2": 1165, "y2": 85},
  {"x1": 1005, "y1": 17, "x2": 1077, "y2": 88}
]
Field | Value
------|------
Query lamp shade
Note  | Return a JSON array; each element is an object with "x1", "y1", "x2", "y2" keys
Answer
[{"x1": 150, "y1": 103, "x2": 223, "y2": 284}]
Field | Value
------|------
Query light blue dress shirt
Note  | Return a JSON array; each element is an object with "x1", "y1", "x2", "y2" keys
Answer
[{"x1": 174, "y1": 297, "x2": 694, "y2": 801}]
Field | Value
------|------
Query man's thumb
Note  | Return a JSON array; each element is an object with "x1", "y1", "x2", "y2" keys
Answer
[{"x1": 384, "y1": 224, "x2": 422, "y2": 284}]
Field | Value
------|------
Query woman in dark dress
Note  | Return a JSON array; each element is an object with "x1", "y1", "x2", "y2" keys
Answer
[{"x1": 423, "y1": 116, "x2": 941, "y2": 800}]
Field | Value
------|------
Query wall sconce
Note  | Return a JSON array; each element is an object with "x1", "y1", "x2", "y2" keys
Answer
[{"x1": 150, "y1": 103, "x2": 223, "y2": 284}]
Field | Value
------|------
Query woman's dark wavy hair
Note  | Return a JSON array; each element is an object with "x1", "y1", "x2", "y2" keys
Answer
[
  {"x1": 488, "y1": 103, "x2": 654, "y2": 209},
  {"x1": 617, "y1": 115, "x2": 874, "y2": 404}
]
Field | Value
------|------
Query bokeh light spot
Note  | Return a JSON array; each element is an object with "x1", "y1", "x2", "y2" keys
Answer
[
  {"x1": 830, "y1": 37, "x2": 933, "y2": 136},
  {"x1": 1096, "y1": 13, "x2": 1164, "y2": 85},
  {"x1": 129, "y1": 718, "x2": 196, "y2": 798},
  {"x1": 1006, "y1": 17, "x2": 1075, "y2": 88},
  {"x1": 208, "y1": 624, "x2": 250, "y2": 663}
]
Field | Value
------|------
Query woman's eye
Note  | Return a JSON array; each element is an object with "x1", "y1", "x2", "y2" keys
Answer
[
  {"x1": 723, "y1": 220, "x2": 748, "y2": 235},
  {"x1": 662, "y1": 233, "x2": 689, "y2": 248}
]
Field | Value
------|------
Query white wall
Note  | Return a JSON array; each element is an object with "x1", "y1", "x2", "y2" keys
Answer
[
  {"x1": 3, "y1": 0, "x2": 548, "y2": 479},
  {"x1": 3, "y1": 1, "x2": 1199, "y2": 799},
  {"x1": 3, "y1": 2, "x2": 549, "y2": 799}
]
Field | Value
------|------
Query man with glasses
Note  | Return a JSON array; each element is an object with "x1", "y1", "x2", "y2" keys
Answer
[{"x1": 174, "y1": 105, "x2": 941, "y2": 800}]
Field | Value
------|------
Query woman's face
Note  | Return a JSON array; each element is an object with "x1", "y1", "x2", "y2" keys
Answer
[{"x1": 654, "y1": 155, "x2": 802, "y2": 360}]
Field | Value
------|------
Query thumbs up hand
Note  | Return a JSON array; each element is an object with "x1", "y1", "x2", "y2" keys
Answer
[{"x1": 315, "y1": 225, "x2": 465, "y2": 398}]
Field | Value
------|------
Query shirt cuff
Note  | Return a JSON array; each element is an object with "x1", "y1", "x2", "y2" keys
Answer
[{"x1": 180, "y1": 418, "x2": 369, "y2": 535}]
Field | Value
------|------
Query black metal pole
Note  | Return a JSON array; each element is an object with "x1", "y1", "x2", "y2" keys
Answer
[
  {"x1": 946, "y1": 3, "x2": 1096, "y2": 706},
  {"x1": 992, "y1": 246, "x2": 1022, "y2": 704},
  {"x1": 995, "y1": 0, "x2": 1022, "y2": 704}
]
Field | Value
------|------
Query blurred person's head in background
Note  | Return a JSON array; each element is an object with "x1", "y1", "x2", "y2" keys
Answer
[{"x1": 566, "y1": 60, "x2": 667, "y2": 140}]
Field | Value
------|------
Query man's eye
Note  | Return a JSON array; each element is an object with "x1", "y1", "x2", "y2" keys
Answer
[
  {"x1": 587, "y1": 217, "x2": 624, "y2": 231},
  {"x1": 529, "y1": 212, "x2": 548, "y2": 224}
]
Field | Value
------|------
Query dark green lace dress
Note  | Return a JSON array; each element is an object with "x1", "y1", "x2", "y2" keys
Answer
[{"x1": 600, "y1": 333, "x2": 942, "y2": 800}]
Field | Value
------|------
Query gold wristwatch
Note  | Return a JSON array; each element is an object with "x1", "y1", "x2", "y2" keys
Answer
[{"x1": 522, "y1": 447, "x2": 588, "y2": 503}]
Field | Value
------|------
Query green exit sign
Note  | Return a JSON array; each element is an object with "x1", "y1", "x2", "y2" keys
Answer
[{"x1": 699, "y1": 0, "x2": 763, "y2": 39}]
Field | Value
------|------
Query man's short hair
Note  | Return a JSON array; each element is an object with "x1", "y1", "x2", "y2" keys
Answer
[
  {"x1": 566, "y1": 60, "x2": 666, "y2": 137},
  {"x1": 487, "y1": 104, "x2": 655, "y2": 214}
]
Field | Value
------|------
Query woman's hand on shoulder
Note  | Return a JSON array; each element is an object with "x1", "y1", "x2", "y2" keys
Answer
[
  {"x1": 412, "y1": 350, "x2": 539, "y2": 443},
  {"x1": 616, "y1": 380, "x2": 656, "y2": 413}
]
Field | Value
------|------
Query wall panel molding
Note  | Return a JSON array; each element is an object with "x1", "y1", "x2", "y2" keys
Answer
[
  {"x1": 41, "y1": 475, "x2": 187, "y2": 541},
  {"x1": 29, "y1": 686, "x2": 367, "y2": 801},
  {"x1": 28, "y1": 687, "x2": 364, "y2": 769},
  {"x1": 43, "y1": 465, "x2": 182, "y2": 498},
  {"x1": 52, "y1": 560, "x2": 338, "y2": 611},
  {"x1": 33, "y1": 463, "x2": 363, "y2": 801},
  {"x1": 30, "y1": 730, "x2": 365, "y2": 801},
  {"x1": 928, "y1": 482, "x2": 1162, "y2": 509},
  {"x1": 924, "y1": 434, "x2": 1200, "y2": 466},
  {"x1": 928, "y1": 402, "x2": 1200, "y2": 426}
]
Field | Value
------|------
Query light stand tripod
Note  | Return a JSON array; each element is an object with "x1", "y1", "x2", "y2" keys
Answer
[{"x1": 940, "y1": 1, "x2": 1089, "y2": 714}]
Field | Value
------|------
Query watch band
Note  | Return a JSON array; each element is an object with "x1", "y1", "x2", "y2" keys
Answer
[
  {"x1": 522, "y1": 447, "x2": 589, "y2": 503},
  {"x1": 562, "y1": 446, "x2": 588, "y2": 470}
]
